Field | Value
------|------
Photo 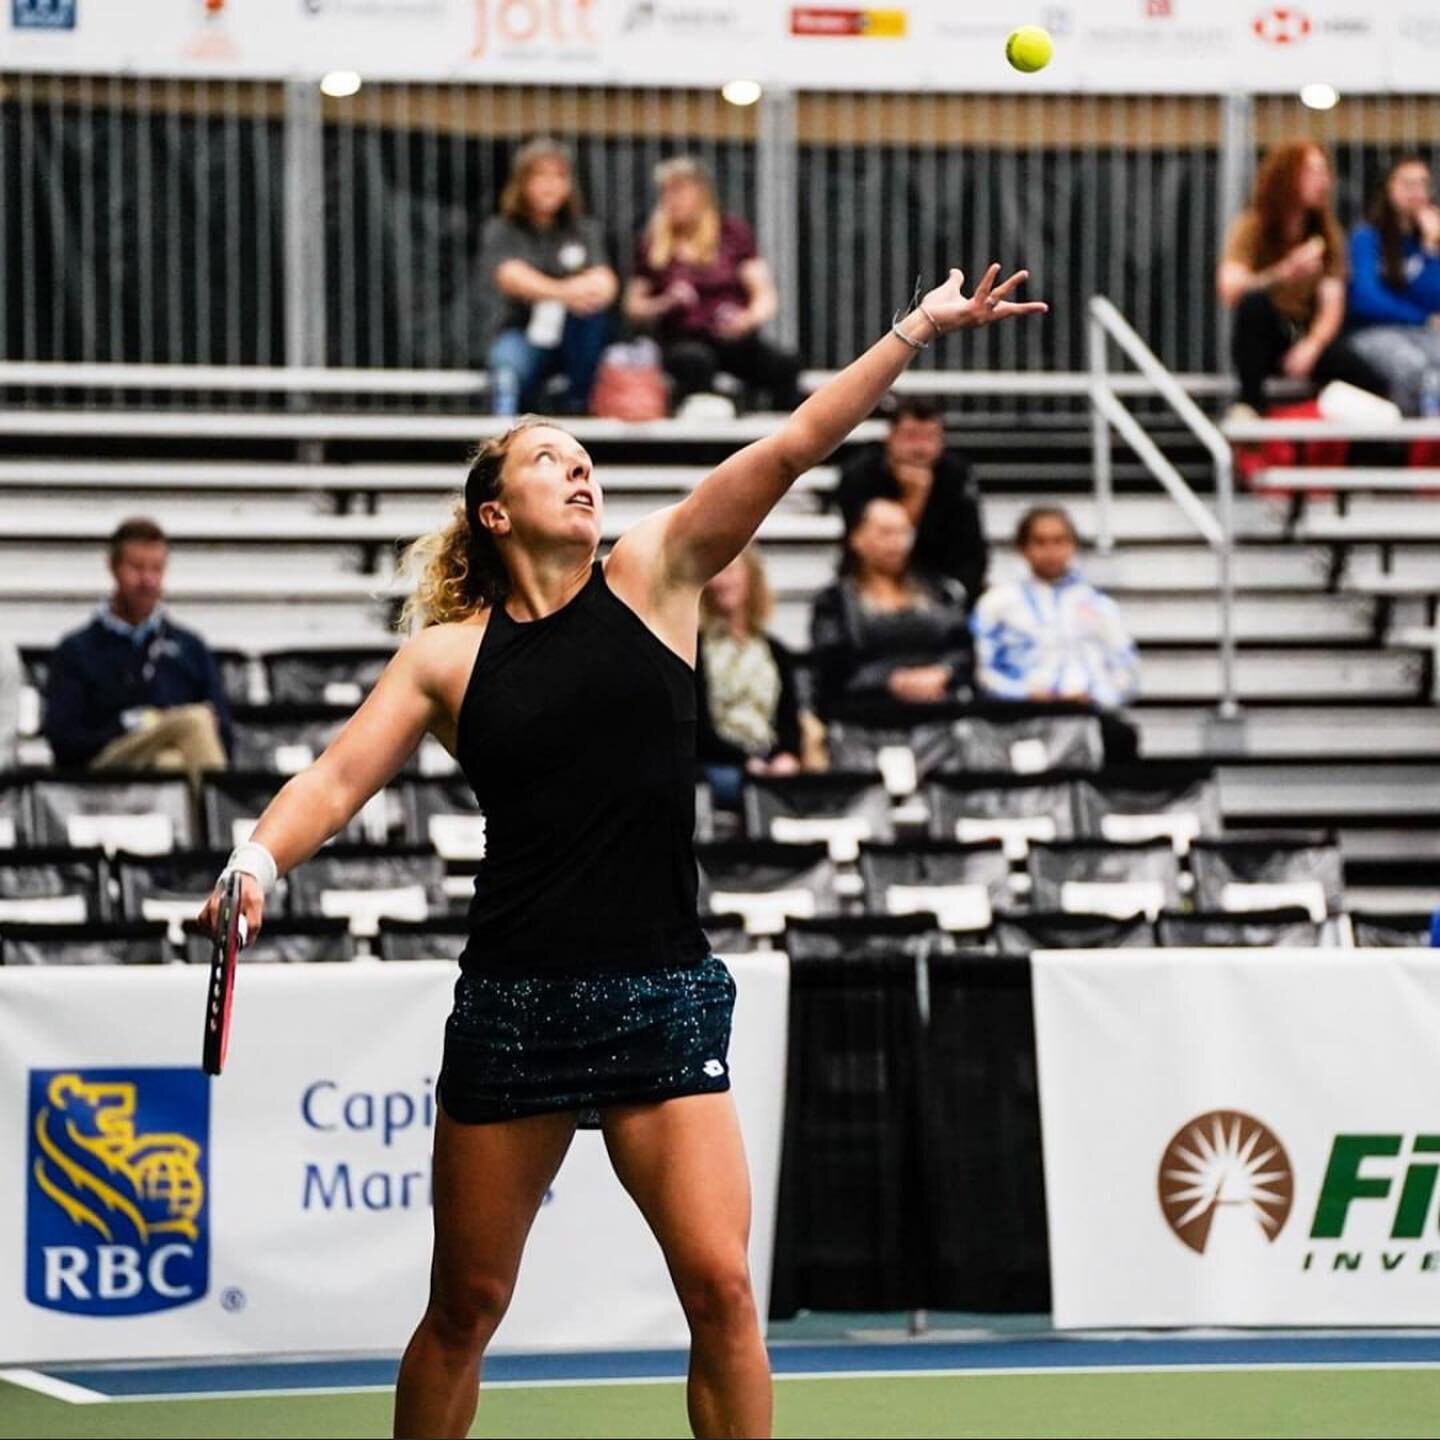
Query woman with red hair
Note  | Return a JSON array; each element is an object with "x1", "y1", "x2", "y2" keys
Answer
[{"x1": 1217, "y1": 140, "x2": 1386, "y2": 417}]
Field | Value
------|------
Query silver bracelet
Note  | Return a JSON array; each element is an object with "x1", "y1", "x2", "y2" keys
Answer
[
  {"x1": 918, "y1": 300, "x2": 944, "y2": 335},
  {"x1": 890, "y1": 317, "x2": 928, "y2": 351}
]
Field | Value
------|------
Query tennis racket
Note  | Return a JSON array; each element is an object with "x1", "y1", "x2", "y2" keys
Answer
[{"x1": 202, "y1": 870, "x2": 247, "y2": 1076}]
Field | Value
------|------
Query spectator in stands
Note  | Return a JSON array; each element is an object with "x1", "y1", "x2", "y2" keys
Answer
[
  {"x1": 696, "y1": 547, "x2": 807, "y2": 807},
  {"x1": 0, "y1": 640, "x2": 20, "y2": 770},
  {"x1": 479, "y1": 138, "x2": 618, "y2": 417},
  {"x1": 970, "y1": 506, "x2": 1140, "y2": 763},
  {"x1": 43, "y1": 519, "x2": 231, "y2": 781},
  {"x1": 1345, "y1": 156, "x2": 1440, "y2": 415},
  {"x1": 834, "y1": 396, "x2": 988, "y2": 599},
  {"x1": 624, "y1": 156, "x2": 802, "y2": 414},
  {"x1": 1218, "y1": 140, "x2": 1387, "y2": 419},
  {"x1": 810, "y1": 497, "x2": 972, "y2": 712}
]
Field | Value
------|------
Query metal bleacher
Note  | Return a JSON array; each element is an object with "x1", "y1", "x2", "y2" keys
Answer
[{"x1": 0, "y1": 317, "x2": 1438, "y2": 921}]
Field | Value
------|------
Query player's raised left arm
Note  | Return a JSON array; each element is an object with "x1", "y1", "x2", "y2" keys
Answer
[{"x1": 658, "y1": 264, "x2": 1046, "y2": 587}]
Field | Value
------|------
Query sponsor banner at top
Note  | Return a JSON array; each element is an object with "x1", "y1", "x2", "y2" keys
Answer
[{"x1": 0, "y1": 0, "x2": 1426, "y2": 91}]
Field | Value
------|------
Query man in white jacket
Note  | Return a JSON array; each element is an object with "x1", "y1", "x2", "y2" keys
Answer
[{"x1": 970, "y1": 506, "x2": 1140, "y2": 761}]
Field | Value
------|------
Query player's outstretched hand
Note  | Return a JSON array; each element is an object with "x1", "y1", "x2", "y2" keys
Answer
[
  {"x1": 196, "y1": 872, "x2": 265, "y2": 946},
  {"x1": 921, "y1": 264, "x2": 1048, "y2": 333}
]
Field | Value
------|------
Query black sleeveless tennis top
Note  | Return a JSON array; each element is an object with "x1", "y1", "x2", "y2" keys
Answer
[{"x1": 455, "y1": 561, "x2": 709, "y2": 975}]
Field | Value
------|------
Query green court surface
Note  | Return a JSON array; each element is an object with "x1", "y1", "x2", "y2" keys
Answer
[
  {"x1": 2, "y1": 1367, "x2": 1439, "y2": 1440},
  {"x1": 3, "y1": 1333, "x2": 1440, "y2": 1440}
]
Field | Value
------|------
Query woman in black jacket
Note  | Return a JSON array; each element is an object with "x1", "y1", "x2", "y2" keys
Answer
[
  {"x1": 810, "y1": 496, "x2": 973, "y2": 714},
  {"x1": 696, "y1": 547, "x2": 805, "y2": 806}
]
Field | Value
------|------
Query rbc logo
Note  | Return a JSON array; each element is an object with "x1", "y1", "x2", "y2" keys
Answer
[{"x1": 26, "y1": 1069, "x2": 210, "y2": 1316}]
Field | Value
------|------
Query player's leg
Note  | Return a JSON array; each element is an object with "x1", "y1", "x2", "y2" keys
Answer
[
  {"x1": 602, "y1": 1092, "x2": 771, "y2": 1439},
  {"x1": 393, "y1": 1106, "x2": 578, "y2": 1440}
]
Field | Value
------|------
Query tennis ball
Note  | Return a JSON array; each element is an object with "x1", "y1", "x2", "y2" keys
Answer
[{"x1": 1005, "y1": 25, "x2": 1053, "y2": 74}]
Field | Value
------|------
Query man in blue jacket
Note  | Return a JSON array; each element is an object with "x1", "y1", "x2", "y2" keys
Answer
[{"x1": 44, "y1": 518, "x2": 232, "y2": 780}]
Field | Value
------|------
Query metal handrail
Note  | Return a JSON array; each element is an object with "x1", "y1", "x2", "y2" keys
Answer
[{"x1": 1089, "y1": 295, "x2": 1238, "y2": 718}]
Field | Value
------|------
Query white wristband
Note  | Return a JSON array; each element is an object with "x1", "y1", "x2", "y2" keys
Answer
[{"x1": 221, "y1": 841, "x2": 278, "y2": 896}]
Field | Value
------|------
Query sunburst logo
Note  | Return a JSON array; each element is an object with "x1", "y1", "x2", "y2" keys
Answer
[{"x1": 1158, "y1": 1110, "x2": 1294, "y2": 1255}]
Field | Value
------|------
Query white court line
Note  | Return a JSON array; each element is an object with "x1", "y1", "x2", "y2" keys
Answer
[
  {"x1": 31, "y1": 1358, "x2": 1440, "y2": 1405},
  {"x1": 0, "y1": 1367, "x2": 108, "y2": 1404}
]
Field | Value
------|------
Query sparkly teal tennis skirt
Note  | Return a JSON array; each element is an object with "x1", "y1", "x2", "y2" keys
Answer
[{"x1": 438, "y1": 954, "x2": 736, "y2": 1126}]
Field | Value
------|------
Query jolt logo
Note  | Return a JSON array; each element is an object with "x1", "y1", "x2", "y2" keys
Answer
[
  {"x1": 26, "y1": 1069, "x2": 210, "y2": 1316},
  {"x1": 1158, "y1": 1110, "x2": 1295, "y2": 1254},
  {"x1": 473, "y1": 0, "x2": 597, "y2": 57}
]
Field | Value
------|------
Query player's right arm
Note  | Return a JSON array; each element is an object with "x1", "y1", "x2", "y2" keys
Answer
[{"x1": 197, "y1": 625, "x2": 471, "y2": 939}]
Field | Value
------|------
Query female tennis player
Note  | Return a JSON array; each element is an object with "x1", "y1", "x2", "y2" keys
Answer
[{"x1": 200, "y1": 263, "x2": 1044, "y2": 1440}]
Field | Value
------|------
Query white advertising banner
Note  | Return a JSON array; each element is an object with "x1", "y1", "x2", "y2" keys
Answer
[
  {"x1": 1033, "y1": 948, "x2": 1440, "y2": 1329},
  {"x1": 0, "y1": 952, "x2": 788, "y2": 1363},
  {"x1": 0, "y1": 0, "x2": 1425, "y2": 93}
]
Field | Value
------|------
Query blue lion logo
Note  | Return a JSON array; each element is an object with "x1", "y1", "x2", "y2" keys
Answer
[{"x1": 26, "y1": 1068, "x2": 210, "y2": 1316}]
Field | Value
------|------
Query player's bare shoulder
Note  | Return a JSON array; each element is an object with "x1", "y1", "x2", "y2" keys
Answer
[{"x1": 395, "y1": 611, "x2": 493, "y2": 741}]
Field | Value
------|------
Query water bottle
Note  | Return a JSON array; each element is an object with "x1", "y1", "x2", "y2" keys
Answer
[
  {"x1": 1421, "y1": 368, "x2": 1440, "y2": 419},
  {"x1": 493, "y1": 368, "x2": 519, "y2": 419}
]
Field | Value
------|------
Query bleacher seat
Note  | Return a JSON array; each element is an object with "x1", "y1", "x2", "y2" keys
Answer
[
  {"x1": 230, "y1": 704, "x2": 349, "y2": 773},
  {"x1": 1073, "y1": 764, "x2": 1221, "y2": 852},
  {"x1": 695, "y1": 782, "x2": 718, "y2": 845},
  {"x1": 1189, "y1": 834, "x2": 1344, "y2": 921},
  {"x1": 0, "y1": 776, "x2": 32, "y2": 847},
  {"x1": 0, "y1": 920, "x2": 168, "y2": 966},
  {"x1": 927, "y1": 775, "x2": 1078, "y2": 860},
  {"x1": 951, "y1": 713, "x2": 1104, "y2": 775},
  {"x1": 0, "y1": 848, "x2": 109, "y2": 923},
  {"x1": 202, "y1": 770, "x2": 366, "y2": 849},
  {"x1": 1350, "y1": 912, "x2": 1435, "y2": 947},
  {"x1": 181, "y1": 916, "x2": 354, "y2": 964},
  {"x1": 1028, "y1": 840, "x2": 1182, "y2": 919},
  {"x1": 989, "y1": 910, "x2": 1159, "y2": 955},
  {"x1": 29, "y1": 772, "x2": 195, "y2": 853},
  {"x1": 1155, "y1": 908, "x2": 1323, "y2": 948},
  {"x1": 284, "y1": 845, "x2": 447, "y2": 935},
  {"x1": 858, "y1": 841, "x2": 1010, "y2": 934},
  {"x1": 785, "y1": 914, "x2": 954, "y2": 962},
  {"x1": 822, "y1": 707, "x2": 1105, "y2": 795},
  {"x1": 262, "y1": 648, "x2": 394, "y2": 706},
  {"x1": 216, "y1": 650, "x2": 258, "y2": 707},
  {"x1": 824, "y1": 716, "x2": 960, "y2": 795},
  {"x1": 376, "y1": 915, "x2": 468, "y2": 962},
  {"x1": 696, "y1": 842, "x2": 840, "y2": 936},
  {"x1": 698, "y1": 912, "x2": 755, "y2": 955},
  {"x1": 742, "y1": 774, "x2": 894, "y2": 863},
  {"x1": 400, "y1": 777, "x2": 486, "y2": 859},
  {"x1": 114, "y1": 849, "x2": 238, "y2": 929}
]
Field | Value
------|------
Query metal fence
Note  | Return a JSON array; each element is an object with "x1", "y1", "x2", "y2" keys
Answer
[{"x1": 8, "y1": 75, "x2": 1440, "y2": 386}]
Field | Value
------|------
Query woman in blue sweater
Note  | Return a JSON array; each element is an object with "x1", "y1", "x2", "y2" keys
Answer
[{"x1": 1347, "y1": 156, "x2": 1440, "y2": 414}]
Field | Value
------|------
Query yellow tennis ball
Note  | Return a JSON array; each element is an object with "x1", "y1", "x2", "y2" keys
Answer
[{"x1": 1006, "y1": 25, "x2": 1053, "y2": 74}]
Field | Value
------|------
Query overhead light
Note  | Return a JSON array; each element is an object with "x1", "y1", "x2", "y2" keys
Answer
[
  {"x1": 1300, "y1": 82, "x2": 1339, "y2": 111},
  {"x1": 320, "y1": 71, "x2": 362, "y2": 98},
  {"x1": 721, "y1": 79, "x2": 762, "y2": 107}
]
